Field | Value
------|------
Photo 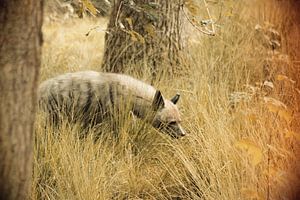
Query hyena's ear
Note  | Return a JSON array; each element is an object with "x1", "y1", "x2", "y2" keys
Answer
[
  {"x1": 170, "y1": 93, "x2": 180, "y2": 104},
  {"x1": 152, "y1": 90, "x2": 165, "y2": 111}
]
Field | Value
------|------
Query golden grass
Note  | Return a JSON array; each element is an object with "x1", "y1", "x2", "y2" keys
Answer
[{"x1": 33, "y1": 1, "x2": 300, "y2": 199}]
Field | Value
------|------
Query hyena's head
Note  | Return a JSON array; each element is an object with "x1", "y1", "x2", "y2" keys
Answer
[{"x1": 151, "y1": 90, "x2": 186, "y2": 139}]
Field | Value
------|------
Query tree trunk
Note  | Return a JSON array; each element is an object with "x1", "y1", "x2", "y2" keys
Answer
[
  {"x1": 101, "y1": 0, "x2": 187, "y2": 78},
  {"x1": 0, "y1": 0, "x2": 43, "y2": 199}
]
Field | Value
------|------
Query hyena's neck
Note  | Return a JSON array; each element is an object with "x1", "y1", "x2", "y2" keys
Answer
[
  {"x1": 131, "y1": 95, "x2": 154, "y2": 120},
  {"x1": 113, "y1": 83, "x2": 156, "y2": 121}
]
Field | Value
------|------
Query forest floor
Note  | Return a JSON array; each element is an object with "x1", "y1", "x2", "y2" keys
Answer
[{"x1": 33, "y1": 0, "x2": 300, "y2": 199}]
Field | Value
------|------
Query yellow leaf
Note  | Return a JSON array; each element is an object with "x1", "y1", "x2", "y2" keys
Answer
[
  {"x1": 279, "y1": 109, "x2": 293, "y2": 123},
  {"x1": 227, "y1": 0, "x2": 235, "y2": 8},
  {"x1": 264, "y1": 97, "x2": 292, "y2": 123},
  {"x1": 269, "y1": 105, "x2": 292, "y2": 123},
  {"x1": 276, "y1": 74, "x2": 288, "y2": 81},
  {"x1": 276, "y1": 74, "x2": 295, "y2": 84},
  {"x1": 125, "y1": 17, "x2": 133, "y2": 29},
  {"x1": 241, "y1": 188, "x2": 264, "y2": 200},
  {"x1": 246, "y1": 113, "x2": 257, "y2": 122},
  {"x1": 235, "y1": 139, "x2": 263, "y2": 166},
  {"x1": 264, "y1": 97, "x2": 286, "y2": 108},
  {"x1": 285, "y1": 129, "x2": 300, "y2": 141},
  {"x1": 127, "y1": 30, "x2": 145, "y2": 44},
  {"x1": 184, "y1": 0, "x2": 200, "y2": 16},
  {"x1": 267, "y1": 104, "x2": 292, "y2": 123},
  {"x1": 81, "y1": 0, "x2": 98, "y2": 16},
  {"x1": 133, "y1": 31, "x2": 145, "y2": 44},
  {"x1": 143, "y1": 23, "x2": 156, "y2": 37},
  {"x1": 225, "y1": 11, "x2": 234, "y2": 17},
  {"x1": 125, "y1": 30, "x2": 137, "y2": 42}
]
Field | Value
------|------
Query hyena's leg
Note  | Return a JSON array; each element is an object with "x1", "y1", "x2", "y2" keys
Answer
[{"x1": 45, "y1": 94, "x2": 61, "y2": 128}]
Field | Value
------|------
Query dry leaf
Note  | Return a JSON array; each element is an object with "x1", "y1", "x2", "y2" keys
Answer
[
  {"x1": 263, "y1": 97, "x2": 286, "y2": 108},
  {"x1": 267, "y1": 28, "x2": 280, "y2": 37},
  {"x1": 276, "y1": 74, "x2": 288, "y2": 81},
  {"x1": 143, "y1": 23, "x2": 156, "y2": 37},
  {"x1": 119, "y1": 22, "x2": 125, "y2": 29},
  {"x1": 276, "y1": 74, "x2": 295, "y2": 84},
  {"x1": 267, "y1": 104, "x2": 292, "y2": 123},
  {"x1": 246, "y1": 113, "x2": 257, "y2": 122},
  {"x1": 128, "y1": 31, "x2": 138, "y2": 42},
  {"x1": 125, "y1": 17, "x2": 133, "y2": 29},
  {"x1": 263, "y1": 81, "x2": 274, "y2": 89},
  {"x1": 285, "y1": 129, "x2": 300, "y2": 141},
  {"x1": 132, "y1": 31, "x2": 145, "y2": 44},
  {"x1": 255, "y1": 24, "x2": 262, "y2": 31},
  {"x1": 127, "y1": 30, "x2": 145, "y2": 44},
  {"x1": 81, "y1": 0, "x2": 98, "y2": 16},
  {"x1": 235, "y1": 139, "x2": 263, "y2": 166},
  {"x1": 184, "y1": 0, "x2": 200, "y2": 16},
  {"x1": 270, "y1": 40, "x2": 281, "y2": 48},
  {"x1": 225, "y1": 11, "x2": 234, "y2": 17},
  {"x1": 264, "y1": 97, "x2": 292, "y2": 123}
]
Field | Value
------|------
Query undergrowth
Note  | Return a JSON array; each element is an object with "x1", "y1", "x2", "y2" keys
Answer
[{"x1": 33, "y1": 0, "x2": 300, "y2": 199}]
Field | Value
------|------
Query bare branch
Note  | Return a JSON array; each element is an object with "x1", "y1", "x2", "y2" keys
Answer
[{"x1": 181, "y1": 3, "x2": 215, "y2": 36}]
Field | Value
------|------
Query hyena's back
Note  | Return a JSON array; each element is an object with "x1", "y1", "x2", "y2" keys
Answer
[{"x1": 38, "y1": 71, "x2": 156, "y2": 127}]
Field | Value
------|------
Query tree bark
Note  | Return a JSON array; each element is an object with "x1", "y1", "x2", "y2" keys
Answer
[
  {"x1": 0, "y1": 0, "x2": 43, "y2": 199},
  {"x1": 101, "y1": 0, "x2": 187, "y2": 78}
]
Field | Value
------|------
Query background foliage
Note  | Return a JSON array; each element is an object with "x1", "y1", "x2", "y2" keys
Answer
[{"x1": 34, "y1": 0, "x2": 300, "y2": 199}]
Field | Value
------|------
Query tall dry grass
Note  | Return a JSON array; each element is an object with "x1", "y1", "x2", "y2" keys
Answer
[{"x1": 33, "y1": 0, "x2": 300, "y2": 199}]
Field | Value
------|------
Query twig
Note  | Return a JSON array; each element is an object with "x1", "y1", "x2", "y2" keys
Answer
[
  {"x1": 181, "y1": 4, "x2": 215, "y2": 36},
  {"x1": 203, "y1": 0, "x2": 216, "y2": 35},
  {"x1": 115, "y1": 1, "x2": 123, "y2": 28},
  {"x1": 85, "y1": 26, "x2": 111, "y2": 36}
]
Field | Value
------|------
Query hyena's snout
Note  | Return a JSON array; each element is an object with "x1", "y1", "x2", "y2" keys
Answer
[{"x1": 163, "y1": 122, "x2": 186, "y2": 139}]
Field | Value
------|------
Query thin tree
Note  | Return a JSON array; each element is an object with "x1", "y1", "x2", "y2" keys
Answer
[
  {"x1": 101, "y1": 0, "x2": 188, "y2": 78},
  {"x1": 0, "y1": 0, "x2": 43, "y2": 199}
]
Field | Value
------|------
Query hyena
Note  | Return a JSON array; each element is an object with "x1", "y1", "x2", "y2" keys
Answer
[{"x1": 38, "y1": 71, "x2": 185, "y2": 138}]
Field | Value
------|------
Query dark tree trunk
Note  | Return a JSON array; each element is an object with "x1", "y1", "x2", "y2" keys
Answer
[
  {"x1": 0, "y1": 0, "x2": 43, "y2": 199},
  {"x1": 101, "y1": 0, "x2": 187, "y2": 78}
]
